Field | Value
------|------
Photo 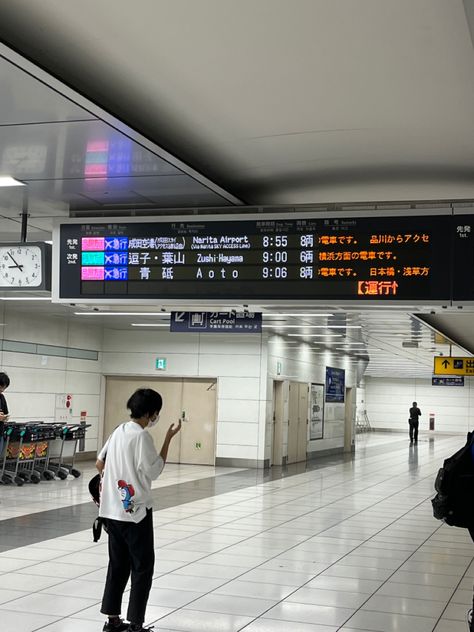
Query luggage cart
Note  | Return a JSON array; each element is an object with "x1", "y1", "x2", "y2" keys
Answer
[
  {"x1": 47, "y1": 426, "x2": 70, "y2": 480},
  {"x1": 1, "y1": 424, "x2": 29, "y2": 485},
  {"x1": 48, "y1": 424, "x2": 90, "y2": 479},
  {"x1": 15, "y1": 424, "x2": 42, "y2": 484},
  {"x1": 31, "y1": 423, "x2": 57, "y2": 481},
  {"x1": 0, "y1": 425, "x2": 23, "y2": 485},
  {"x1": 59, "y1": 424, "x2": 90, "y2": 478}
]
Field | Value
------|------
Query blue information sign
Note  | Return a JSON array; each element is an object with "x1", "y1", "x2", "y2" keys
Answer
[
  {"x1": 325, "y1": 367, "x2": 345, "y2": 403},
  {"x1": 432, "y1": 376, "x2": 464, "y2": 386},
  {"x1": 170, "y1": 311, "x2": 262, "y2": 333}
]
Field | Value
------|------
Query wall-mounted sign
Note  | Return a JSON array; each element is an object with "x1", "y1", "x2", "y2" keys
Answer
[
  {"x1": 55, "y1": 393, "x2": 73, "y2": 421},
  {"x1": 170, "y1": 311, "x2": 262, "y2": 333},
  {"x1": 55, "y1": 214, "x2": 451, "y2": 302},
  {"x1": 155, "y1": 357, "x2": 167, "y2": 370},
  {"x1": 325, "y1": 367, "x2": 345, "y2": 403},
  {"x1": 433, "y1": 356, "x2": 474, "y2": 376},
  {"x1": 310, "y1": 383, "x2": 324, "y2": 440},
  {"x1": 432, "y1": 376, "x2": 465, "y2": 386}
]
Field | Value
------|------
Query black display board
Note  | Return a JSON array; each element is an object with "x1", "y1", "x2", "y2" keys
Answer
[
  {"x1": 452, "y1": 215, "x2": 474, "y2": 302},
  {"x1": 57, "y1": 215, "x2": 452, "y2": 301}
]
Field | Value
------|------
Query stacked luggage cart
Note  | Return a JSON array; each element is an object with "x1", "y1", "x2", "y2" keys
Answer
[{"x1": 0, "y1": 421, "x2": 90, "y2": 486}]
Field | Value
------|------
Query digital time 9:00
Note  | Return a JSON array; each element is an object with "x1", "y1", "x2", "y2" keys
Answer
[{"x1": 262, "y1": 251, "x2": 288, "y2": 263}]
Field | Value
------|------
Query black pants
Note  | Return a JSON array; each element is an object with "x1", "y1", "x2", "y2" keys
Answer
[
  {"x1": 469, "y1": 528, "x2": 474, "y2": 629},
  {"x1": 101, "y1": 509, "x2": 154, "y2": 625},
  {"x1": 409, "y1": 419, "x2": 419, "y2": 442}
]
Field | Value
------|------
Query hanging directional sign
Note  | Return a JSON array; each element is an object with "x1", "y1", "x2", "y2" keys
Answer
[
  {"x1": 433, "y1": 356, "x2": 474, "y2": 376},
  {"x1": 170, "y1": 311, "x2": 262, "y2": 333}
]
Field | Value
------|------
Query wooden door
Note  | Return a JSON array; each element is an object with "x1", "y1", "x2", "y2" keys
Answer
[
  {"x1": 103, "y1": 377, "x2": 182, "y2": 462},
  {"x1": 180, "y1": 378, "x2": 217, "y2": 465},
  {"x1": 103, "y1": 376, "x2": 217, "y2": 465}
]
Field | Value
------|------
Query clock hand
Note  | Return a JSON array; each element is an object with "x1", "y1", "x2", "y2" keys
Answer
[{"x1": 7, "y1": 252, "x2": 23, "y2": 271}]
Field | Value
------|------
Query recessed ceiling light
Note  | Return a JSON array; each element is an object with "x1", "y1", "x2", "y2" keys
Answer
[
  {"x1": 305, "y1": 341, "x2": 343, "y2": 345},
  {"x1": 264, "y1": 313, "x2": 334, "y2": 317},
  {"x1": 75, "y1": 312, "x2": 171, "y2": 316},
  {"x1": 262, "y1": 325, "x2": 361, "y2": 329},
  {"x1": 0, "y1": 176, "x2": 25, "y2": 187},
  {"x1": 288, "y1": 333, "x2": 343, "y2": 337},
  {"x1": 131, "y1": 323, "x2": 169, "y2": 327},
  {"x1": 0, "y1": 297, "x2": 51, "y2": 301}
]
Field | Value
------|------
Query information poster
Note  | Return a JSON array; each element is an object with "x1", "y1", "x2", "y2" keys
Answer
[
  {"x1": 310, "y1": 383, "x2": 324, "y2": 440},
  {"x1": 325, "y1": 367, "x2": 345, "y2": 403}
]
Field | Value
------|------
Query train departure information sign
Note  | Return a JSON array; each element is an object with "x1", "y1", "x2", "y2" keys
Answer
[{"x1": 57, "y1": 215, "x2": 451, "y2": 302}]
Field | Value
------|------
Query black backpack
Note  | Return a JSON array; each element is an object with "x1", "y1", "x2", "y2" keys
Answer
[
  {"x1": 431, "y1": 431, "x2": 474, "y2": 528},
  {"x1": 88, "y1": 472, "x2": 108, "y2": 542}
]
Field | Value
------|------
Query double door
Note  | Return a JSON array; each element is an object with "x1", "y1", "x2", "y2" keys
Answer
[
  {"x1": 287, "y1": 381, "x2": 309, "y2": 464},
  {"x1": 103, "y1": 376, "x2": 217, "y2": 465}
]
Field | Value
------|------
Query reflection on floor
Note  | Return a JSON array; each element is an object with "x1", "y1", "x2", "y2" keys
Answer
[
  {"x1": 0, "y1": 432, "x2": 471, "y2": 631},
  {"x1": 356, "y1": 429, "x2": 408, "y2": 448}
]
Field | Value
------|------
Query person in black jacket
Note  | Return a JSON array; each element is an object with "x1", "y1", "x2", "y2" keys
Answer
[
  {"x1": 408, "y1": 401, "x2": 421, "y2": 444},
  {"x1": 0, "y1": 372, "x2": 10, "y2": 457}
]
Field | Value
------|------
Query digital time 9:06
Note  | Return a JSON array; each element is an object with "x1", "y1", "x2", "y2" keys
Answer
[{"x1": 262, "y1": 267, "x2": 288, "y2": 279}]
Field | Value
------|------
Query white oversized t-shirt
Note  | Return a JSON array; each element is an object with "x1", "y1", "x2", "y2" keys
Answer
[{"x1": 98, "y1": 421, "x2": 164, "y2": 524}]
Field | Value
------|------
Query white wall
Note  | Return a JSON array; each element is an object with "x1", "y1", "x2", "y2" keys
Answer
[
  {"x1": 101, "y1": 329, "x2": 268, "y2": 464},
  {"x1": 266, "y1": 337, "x2": 359, "y2": 459},
  {"x1": 0, "y1": 308, "x2": 366, "y2": 466},
  {"x1": 0, "y1": 308, "x2": 103, "y2": 452},
  {"x1": 365, "y1": 376, "x2": 474, "y2": 434}
]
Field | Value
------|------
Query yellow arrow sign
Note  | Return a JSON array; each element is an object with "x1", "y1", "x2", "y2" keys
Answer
[{"x1": 433, "y1": 356, "x2": 474, "y2": 376}]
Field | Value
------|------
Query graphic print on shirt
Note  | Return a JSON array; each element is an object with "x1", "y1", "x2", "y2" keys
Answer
[{"x1": 117, "y1": 479, "x2": 136, "y2": 513}]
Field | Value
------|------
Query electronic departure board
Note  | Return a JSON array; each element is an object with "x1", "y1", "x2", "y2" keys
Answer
[
  {"x1": 56, "y1": 215, "x2": 452, "y2": 302},
  {"x1": 452, "y1": 215, "x2": 474, "y2": 303}
]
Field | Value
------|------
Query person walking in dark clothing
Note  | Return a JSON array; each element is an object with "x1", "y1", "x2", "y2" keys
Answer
[{"x1": 409, "y1": 401, "x2": 421, "y2": 444}]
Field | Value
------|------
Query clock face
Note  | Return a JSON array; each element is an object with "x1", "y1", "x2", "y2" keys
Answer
[{"x1": 0, "y1": 246, "x2": 42, "y2": 287}]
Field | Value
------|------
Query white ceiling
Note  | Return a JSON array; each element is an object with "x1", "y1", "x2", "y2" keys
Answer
[
  {"x1": 1, "y1": 1, "x2": 474, "y2": 204},
  {"x1": 0, "y1": 1, "x2": 472, "y2": 378},
  {"x1": 0, "y1": 41, "x2": 240, "y2": 242}
]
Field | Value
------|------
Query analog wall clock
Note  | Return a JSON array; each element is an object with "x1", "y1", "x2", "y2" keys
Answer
[{"x1": 0, "y1": 243, "x2": 51, "y2": 290}]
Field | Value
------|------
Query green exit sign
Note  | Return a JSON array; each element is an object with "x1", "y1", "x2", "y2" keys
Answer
[{"x1": 155, "y1": 357, "x2": 167, "y2": 371}]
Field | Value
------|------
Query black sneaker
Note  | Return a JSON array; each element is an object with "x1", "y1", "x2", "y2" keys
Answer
[
  {"x1": 467, "y1": 608, "x2": 473, "y2": 631},
  {"x1": 103, "y1": 619, "x2": 129, "y2": 632}
]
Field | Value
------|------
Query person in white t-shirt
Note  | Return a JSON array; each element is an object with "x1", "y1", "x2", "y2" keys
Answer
[{"x1": 96, "y1": 388, "x2": 181, "y2": 632}]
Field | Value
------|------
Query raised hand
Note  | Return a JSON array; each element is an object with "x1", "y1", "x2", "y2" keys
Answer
[{"x1": 166, "y1": 420, "x2": 182, "y2": 440}]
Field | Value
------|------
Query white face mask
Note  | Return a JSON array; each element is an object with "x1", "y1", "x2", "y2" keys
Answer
[{"x1": 147, "y1": 413, "x2": 160, "y2": 429}]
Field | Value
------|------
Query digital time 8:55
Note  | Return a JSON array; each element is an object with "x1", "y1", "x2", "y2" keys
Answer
[{"x1": 262, "y1": 235, "x2": 288, "y2": 247}]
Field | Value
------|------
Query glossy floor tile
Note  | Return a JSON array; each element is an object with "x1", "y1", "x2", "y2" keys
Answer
[{"x1": 0, "y1": 432, "x2": 472, "y2": 631}]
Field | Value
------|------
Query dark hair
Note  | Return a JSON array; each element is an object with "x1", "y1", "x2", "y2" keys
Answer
[
  {"x1": 0, "y1": 372, "x2": 10, "y2": 388},
  {"x1": 127, "y1": 388, "x2": 162, "y2": 419}
]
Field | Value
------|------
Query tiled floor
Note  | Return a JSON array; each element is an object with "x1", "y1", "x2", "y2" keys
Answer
[{"x1": 0, "y1": 432, "x2": 472, "y2": 631}]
